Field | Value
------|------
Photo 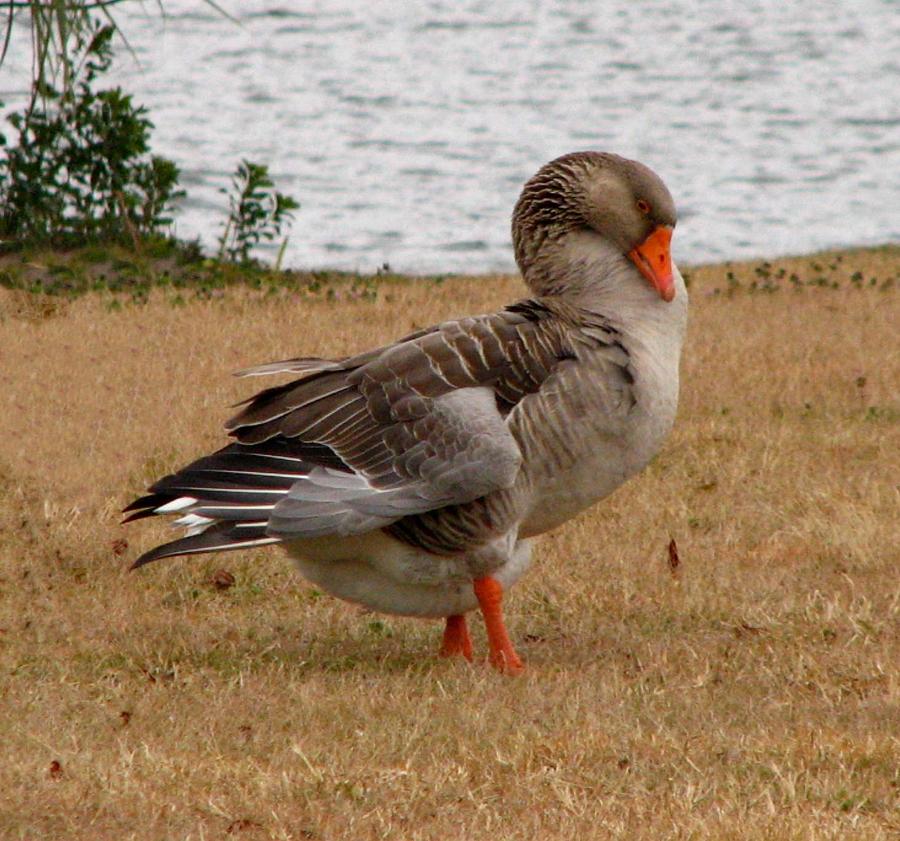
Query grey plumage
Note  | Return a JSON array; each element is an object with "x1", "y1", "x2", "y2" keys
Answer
[
  {"x1": 124, "y1": 300, "x2": 600, "y2": 565},
  {"x1": 124, "y1": 149, "x2": 685, "y2": 632}
]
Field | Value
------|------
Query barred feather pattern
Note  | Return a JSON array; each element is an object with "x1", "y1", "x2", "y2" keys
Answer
[{"x1": 512, "y1": 152, "x2": 612, "y2": 274}]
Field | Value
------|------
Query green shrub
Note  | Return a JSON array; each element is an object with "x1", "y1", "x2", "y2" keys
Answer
[
  {"x1": 0, "y1": 24, "x2": 184, "y2": 248},
  {"x1": 217, "y1": 159, "x2": 299, "y2": 264}
]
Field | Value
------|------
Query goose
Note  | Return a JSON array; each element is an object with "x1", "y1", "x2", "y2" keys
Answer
[{"x1": 124, "y1": 151, "x2": 688, "y2": 674}]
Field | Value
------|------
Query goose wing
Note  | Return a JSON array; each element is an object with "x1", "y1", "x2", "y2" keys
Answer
[{"x1": 125, "y1": 302, "x2": 578, "y2": 564}]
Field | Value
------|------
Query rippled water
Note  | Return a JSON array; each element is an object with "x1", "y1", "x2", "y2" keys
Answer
[{"x1": 4, "y1": 1, "x2": 899, "y2": 272}]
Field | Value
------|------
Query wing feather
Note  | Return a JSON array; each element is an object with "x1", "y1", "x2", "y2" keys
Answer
[{"x1": 126, "y1": 299, "x2": 598, "y2": 563}]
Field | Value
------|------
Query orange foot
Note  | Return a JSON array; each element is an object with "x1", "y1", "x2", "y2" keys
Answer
[
  {"x1": 474, "y1": 576, "x2": 524, "y2": 675},
  {"x1": 439, "y1": 614, "x2": 473, "y2": 660}
]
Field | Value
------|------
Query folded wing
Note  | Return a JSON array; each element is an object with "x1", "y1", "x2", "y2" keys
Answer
[{"x1": 125, "y1": 302, "x2": 577, "y2": 566}]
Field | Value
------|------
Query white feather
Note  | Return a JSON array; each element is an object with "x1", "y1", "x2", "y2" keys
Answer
[{"x1": 156, "y1": 496, "x2": 197, "y2": 513}]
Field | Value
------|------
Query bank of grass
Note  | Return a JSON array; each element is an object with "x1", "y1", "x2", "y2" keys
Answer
[
  {"x1": 0, "y1": 244, "x2": 897, "y2": 839},
  {"x1": 0, "y1": 237, "x2": 434, "y2": 308}
]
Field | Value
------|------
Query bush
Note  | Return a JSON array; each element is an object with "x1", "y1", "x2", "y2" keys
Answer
[
  {"x1": 217, "y1": 160, "x2": 299, "y2": 264},
  {"x1": 0, "y1": 24, "x2": 184, "y2": 248}
]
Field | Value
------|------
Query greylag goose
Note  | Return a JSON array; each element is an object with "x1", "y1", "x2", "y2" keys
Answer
[{"x1": 125, "y1": 151, "x2": 688, "y2": 673}]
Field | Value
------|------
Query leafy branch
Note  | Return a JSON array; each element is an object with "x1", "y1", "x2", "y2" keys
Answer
[
  {"x1": 0, "y1": 21, "x2": 184, "y2": 246},
  {"x1": 217, "y1": 160, "x2": 299, "y2": 265}
]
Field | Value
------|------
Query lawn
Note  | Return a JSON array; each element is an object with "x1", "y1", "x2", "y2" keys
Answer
[{"x1": 0, "y1": 246, "x2": 897, "y2": 839}]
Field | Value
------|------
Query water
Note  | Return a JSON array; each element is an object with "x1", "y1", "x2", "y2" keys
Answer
[{"x1": 3, "y1": 1, "x2": 899, "y2": 273}]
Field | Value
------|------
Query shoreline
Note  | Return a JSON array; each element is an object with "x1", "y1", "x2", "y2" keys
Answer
[{"x1": 0, "y1": 240, "x2": 897, "y2": 304}]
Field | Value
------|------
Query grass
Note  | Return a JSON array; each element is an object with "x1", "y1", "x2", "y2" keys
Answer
[
  {"x1": 0, "y1": 238, "x2": 423, "y2": 304},
  {"x1": 0, "y1": 244, "x2": 898, "y2": 839}
]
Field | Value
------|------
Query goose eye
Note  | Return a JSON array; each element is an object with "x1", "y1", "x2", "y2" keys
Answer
[{"x1": 636, "y1": 199, "x2": 651, "y2": 215}]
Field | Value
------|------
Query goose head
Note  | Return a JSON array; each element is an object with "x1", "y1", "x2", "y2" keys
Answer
[{"x1": 512, "y1": 151, "x2": 677, "y2": 301}]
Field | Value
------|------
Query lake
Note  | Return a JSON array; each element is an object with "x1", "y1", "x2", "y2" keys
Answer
[{"x1": 3, "y1": 0, "x2": 899, "y2": 273}]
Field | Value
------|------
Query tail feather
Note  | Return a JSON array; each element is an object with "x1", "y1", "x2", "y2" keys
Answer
[
  {"x1": 122, "y1": 493, "x2": 172, "y2": 523},
  {"x1": 130, "y1": 522, "x2": 280, "y2": 569},
  {"x1": 124, "y1": 439, "x2": 372, "y2": 567}
]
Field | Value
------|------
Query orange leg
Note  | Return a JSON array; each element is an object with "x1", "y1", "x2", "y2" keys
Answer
[
  {"x1": 439, "y1": 614, "x2": 473, "y2": 660},
  {"x1": 474, "y1": 576, "x2": 524, "y2": 674}
]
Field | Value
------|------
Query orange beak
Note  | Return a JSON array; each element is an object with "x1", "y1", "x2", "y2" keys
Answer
[{"x1": 628, "y1": 225, "x2": 675, "y2": 302}]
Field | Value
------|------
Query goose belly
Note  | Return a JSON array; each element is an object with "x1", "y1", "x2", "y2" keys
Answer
[{"x1": 283, "y1": 530, "x2": 533, "y2": 618}]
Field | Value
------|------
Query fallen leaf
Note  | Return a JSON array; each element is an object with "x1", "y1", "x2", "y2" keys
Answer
[
  {"x1": 211, "y1": 569, "x2": 236, "y2": 590},
  {"x1": 667, "y1": 538, "x2": 680, "y2": 577}
]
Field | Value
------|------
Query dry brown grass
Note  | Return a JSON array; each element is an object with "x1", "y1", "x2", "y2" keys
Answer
[{"x1": 1, "y1": 247, "x2": 898, "y2": 840}]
